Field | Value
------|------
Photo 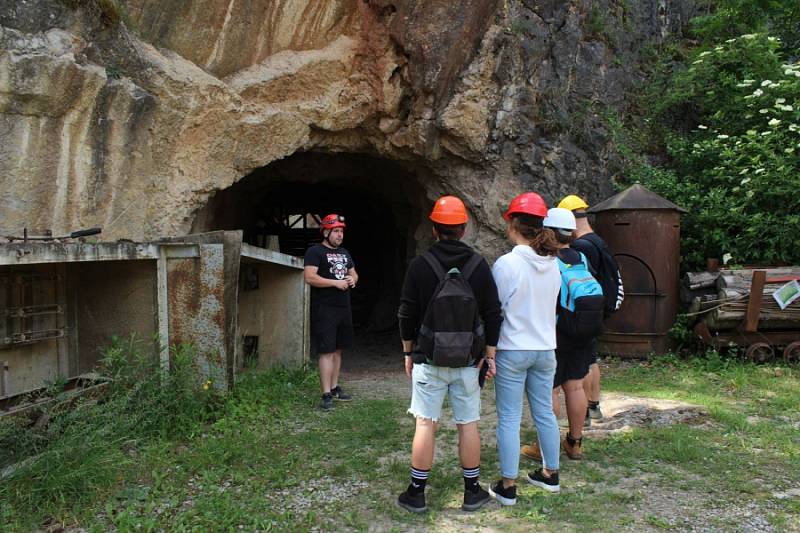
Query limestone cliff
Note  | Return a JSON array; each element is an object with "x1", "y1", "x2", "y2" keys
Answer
[{"x1": 0, "y1": 0, "x2": 695, "y2": 257}]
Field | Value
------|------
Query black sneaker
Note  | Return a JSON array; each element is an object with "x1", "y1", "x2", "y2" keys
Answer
[
  {"x1": 397, "y1": 488, "x2": 427, "y2": 513},
  {"x1": 527, "y1": 468, "x2": 560, "y2": 493},
  {"x1": 488, "y1": 480, "x2": 517, "y2": 506},
  {"x1": 320, "y1": 393, "x2": 333, "y2": 411},
  {"x1": 462, "y1": 485, "x2": 490, "y2": 511},
  {"x1": 331, "y1": 385, "x2": 352, "y2": 401}
]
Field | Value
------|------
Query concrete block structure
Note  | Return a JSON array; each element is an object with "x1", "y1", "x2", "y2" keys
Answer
[{"x1": 0, "y1": 231, "x2": 308, "y2": 404}]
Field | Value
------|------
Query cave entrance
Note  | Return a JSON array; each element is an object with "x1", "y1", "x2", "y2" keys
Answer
[{"x1": 192, "y1": 152, "x2": 427, "y2": 352}]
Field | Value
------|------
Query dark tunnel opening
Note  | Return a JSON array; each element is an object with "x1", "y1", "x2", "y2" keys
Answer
[{"x1": 191, "y1": 152, "x2": 428, "y2": 341}]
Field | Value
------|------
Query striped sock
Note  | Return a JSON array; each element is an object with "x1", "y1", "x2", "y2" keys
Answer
[
  {"x1": 409, "y1": 467, "x2": 429, "y2": 495},
  {"x1": 463, "y1": 465, "x2": 480, "y2": 492}
]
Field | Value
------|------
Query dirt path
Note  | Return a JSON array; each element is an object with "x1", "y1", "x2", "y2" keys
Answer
[{"x1": 342, "y1": 335, "x2": 711, "y2": 446}]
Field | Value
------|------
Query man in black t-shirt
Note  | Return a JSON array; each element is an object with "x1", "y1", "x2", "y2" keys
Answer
[{"x1": 303, "y1": 214, "x2": 359, "y2": 411}]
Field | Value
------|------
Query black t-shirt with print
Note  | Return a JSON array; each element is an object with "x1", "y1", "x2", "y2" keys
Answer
[{"x1": 304, "y1": 243, "x2": 355, "y2": 308}]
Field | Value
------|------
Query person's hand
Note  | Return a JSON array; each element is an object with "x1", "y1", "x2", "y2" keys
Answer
[
  {"x1": 485, "y1": 357, "x2": 497, "y2": 379},
  {"x1": 344, "y1": 275, "x2": 356, "y2": 288},
  {"x1": 404, "y1": 355, "x2": 413, "y2": 378},
  {"x1": 333, "y1": 279, "x2": 350, "y2": 291}
]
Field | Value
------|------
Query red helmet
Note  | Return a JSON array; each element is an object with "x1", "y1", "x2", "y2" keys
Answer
[
  {"x1": 320, "y1": 213, "x2": 346, "y2": 234},
  {"x1": 429, "y1": 196, "x2": 469, "y2": 225},
  {"x1": 503, "y1": 192, "x2": 548, "y2": 220}
]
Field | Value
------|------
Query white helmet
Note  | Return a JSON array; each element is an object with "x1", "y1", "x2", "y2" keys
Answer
[{"x1": 543, "y1": 207, "x2": 577, "y2": 232}]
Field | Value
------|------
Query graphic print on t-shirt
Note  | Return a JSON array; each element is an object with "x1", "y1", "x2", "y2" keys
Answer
[{"x1": 327, "y1": 253, "x2": 349, "y2": 280}]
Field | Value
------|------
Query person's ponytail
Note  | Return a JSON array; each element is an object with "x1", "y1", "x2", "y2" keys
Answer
[{"x1": 509, "y1": 214, "x2": 559, "y2": 257}]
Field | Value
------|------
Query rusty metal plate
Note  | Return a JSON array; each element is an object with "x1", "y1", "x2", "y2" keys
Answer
[{"x1": 166, "y1": 244, "x2": 227, "y2": 389}]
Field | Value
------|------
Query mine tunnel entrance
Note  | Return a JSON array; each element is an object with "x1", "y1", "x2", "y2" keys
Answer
[{"x1": 192, "y1": 152, "x2": 427, "y2": 354}]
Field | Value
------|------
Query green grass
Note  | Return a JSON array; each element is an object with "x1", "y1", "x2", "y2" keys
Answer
[{"x1": 1, "y1": 353, "x2": 799, "y2": 531}]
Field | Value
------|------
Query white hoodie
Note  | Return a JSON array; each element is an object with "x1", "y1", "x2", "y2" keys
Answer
[{"x1": 492, "y1": 244, "x2": 561, "y2": 351}]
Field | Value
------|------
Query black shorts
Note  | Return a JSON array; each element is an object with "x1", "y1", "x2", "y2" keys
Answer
[
  {"x1": 311, "y1": 305, "x2": 354, "y2": 355},
  {"x1": 588, "y1": 338, "x2": 598, "y2": 365},
  {"x1": 553, "y1": 335, "x2": 593, "y2": 388}
]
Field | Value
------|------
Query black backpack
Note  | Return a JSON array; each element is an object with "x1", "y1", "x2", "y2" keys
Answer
[
  {"x1": 580, "y1": 233, "x2": 625, "y2": 317},
  {"x1": 416, "y1": 252, "x2": 485, "y2": 368}
]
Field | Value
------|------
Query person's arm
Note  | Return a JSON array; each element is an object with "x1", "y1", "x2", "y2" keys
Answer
[
  {"x1": 476, "y1": 260, "x2": 502, "y2": 378},
  {"x1": 345, "y1": 267, "x2": 359, "y2": 288},
  {"x1": 402, "y1": 338, "x2": 414, "y2": 377},
  {"x1": 398, "y1": 260, "x2": 421, "y2": 376},
  {"x1": 491, "y1": 258, "x2": 515, "y2": 312},
  {"x1": 398, "y1": 260, "x2": 422, "y2": 341},
  {"x1": 304, "y1": 266, "x2": 349, "y2": 290}
]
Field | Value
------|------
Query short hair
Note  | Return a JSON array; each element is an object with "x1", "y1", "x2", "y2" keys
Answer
[
  {"x1": 554, "y1": 229, "x2": 575, "y2": 245},
  {"x1": 432, "y1": 222, "x2": 466, "y2": 240}
]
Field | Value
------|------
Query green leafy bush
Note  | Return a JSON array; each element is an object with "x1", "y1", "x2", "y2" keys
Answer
[
  {"x1": 628, "y1": 33, "x2": 800, "y2": 270},
  {"x1": 690, "y1": 0, "x2": 800, "y2": 51}
]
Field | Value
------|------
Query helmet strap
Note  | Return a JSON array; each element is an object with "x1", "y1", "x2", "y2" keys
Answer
[{"x1": 322, "y1": 229, "x2": 338, "y2": 248}]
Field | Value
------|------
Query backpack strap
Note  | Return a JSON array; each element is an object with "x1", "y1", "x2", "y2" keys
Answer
[
  {"x1": 578, "y1": 251, "x2": 591, "y2": 271},
  {"x1": 421, "y1": 251, "x2": 447, "y2": 282},
  {"x1": 422, "y1": 251, "x2": 484, "y2": 281},
  {"x1": 582, "y1": 233, "x2": 606, "y2": 256},
  {"x1": 460, "y1": 253, "x2": 484, "y2": 280},
  {"x1": 555, "y1": 257, "x2": 570, "y2": 310}
]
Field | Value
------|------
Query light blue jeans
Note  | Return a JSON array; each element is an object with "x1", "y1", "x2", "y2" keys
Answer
[
  {"x1": 494, "y1": 349, "x2": 560, "y2": 478},
  {"x1": 409, "y1": 364, "x2": 481, "y2": 424}
]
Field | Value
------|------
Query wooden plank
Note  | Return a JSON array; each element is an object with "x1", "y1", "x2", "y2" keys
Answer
[{"x1": 742, "y1": 270, "x2": 767, "y2": 333}]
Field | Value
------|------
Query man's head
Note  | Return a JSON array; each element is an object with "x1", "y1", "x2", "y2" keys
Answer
[
  {"x1": 429, "y1": 195, "x2": 468, "y2": 241},
  {"x1": 557, "y1": 195, "x2": 591, "y2": 231},
  {"x1": 543, "y1": 207, "x2": 577, "y2": 245},
  {"x1": 320, "y1": 213, "x2": 346, "y2": 247}
]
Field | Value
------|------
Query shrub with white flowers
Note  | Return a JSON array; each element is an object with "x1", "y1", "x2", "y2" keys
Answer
[{"x1": 631, "y1": 33, "x2": 800, "y2": 270}]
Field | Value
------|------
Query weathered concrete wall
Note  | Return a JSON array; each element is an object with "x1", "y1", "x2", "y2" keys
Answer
[
  {"x1": 0, "y1": 0, "x2": 696, "y2": 259},
  {"x1": 238, "y1": 261, "x2": 307, "y2": 369},
  {"x1": 71, "y1": 260, "x2": 158, "y2": 373}
]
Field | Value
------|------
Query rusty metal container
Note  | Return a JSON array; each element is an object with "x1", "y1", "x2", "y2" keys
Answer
[{"x1": 587, "y1": 184, "x2": 686, "y2": 357}]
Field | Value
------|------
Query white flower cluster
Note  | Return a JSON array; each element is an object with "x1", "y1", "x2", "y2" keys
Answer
[{"x1": 686, "y1": 30, "x2": 799, "y2": 186}]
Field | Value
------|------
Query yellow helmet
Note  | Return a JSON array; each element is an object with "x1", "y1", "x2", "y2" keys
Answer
[{"x1": 557, "y1": 195, "x2": 589, "y2": 211}]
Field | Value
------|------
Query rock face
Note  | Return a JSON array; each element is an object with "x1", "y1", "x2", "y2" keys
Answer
[{"x1": 0, "y1": 0, "x2": 696, "y2": 257}]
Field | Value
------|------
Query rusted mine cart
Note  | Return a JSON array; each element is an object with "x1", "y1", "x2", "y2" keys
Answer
[{"x1": 687, "y1": 267, "x2": 800, "y2": 363}]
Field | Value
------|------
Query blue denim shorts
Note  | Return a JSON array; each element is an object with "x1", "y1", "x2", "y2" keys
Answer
[{"x1": 408, "y1": 364, "x2": 480, "y2": 424}]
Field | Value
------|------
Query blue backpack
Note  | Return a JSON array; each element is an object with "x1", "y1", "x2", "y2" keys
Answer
[{"x1": 556, "y1": 252, "x2": 605, "y2": 340}]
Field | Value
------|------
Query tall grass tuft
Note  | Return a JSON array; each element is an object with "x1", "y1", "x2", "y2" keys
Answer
[{"x1": 0, "y1": 335, "x2": 222, "y2": 528}]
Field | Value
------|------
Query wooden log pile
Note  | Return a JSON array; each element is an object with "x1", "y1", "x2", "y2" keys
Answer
[{"x1": 686, "y1": 267, "x2": 800, "y2": 331}]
